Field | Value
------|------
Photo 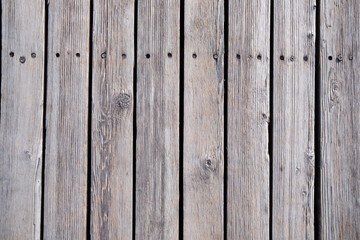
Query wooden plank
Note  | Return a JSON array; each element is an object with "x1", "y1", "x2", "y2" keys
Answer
[
  {"x1": 0, "y1": 1, "x2": 45, "y2": 239},
  {"x1": 272, "y1": 0, "x2": 316, "y2": 239},
  {"x1": 91, "y1": 0, "x2": 134, "y2": 239},
  {"x1": 227, "y1": 0, "x2": 270, "y2": 239},
  {"x1": 320, "y1": 0, "x2": 360, "y2": 238},
  {"x1": 43, "y1": 1, "x2": 90, "y2": 239},
  {"x1": 183, "y1": 0, "x2": 224, "y2": 239},
  {"x1": 136, "y1": 0, "x2": 180, "y2": 239}
]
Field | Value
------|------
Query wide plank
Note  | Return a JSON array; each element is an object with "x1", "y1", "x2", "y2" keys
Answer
[
  {"x1": 43, "y1": 1, "x2": 90, "y2": 239},
  {"x1": 90, "y1": 0, "x2": 134, "y2": 239},
  {"x1": 136, "y1": 0, "x2": 180, "y2": 239},
  {"x1": 183, "y1": 0, "x2": 225, "y2": 239},
  {"x1": 320, "y1": 0, "x2": 360, "y2": 238},
  {"x1": 0, "y1": 1, "x2": 45, "y2": 239},
  {"x1": 227, "y1": 0, "x2": 271, "y2": 239},
  {"x1": 272, "y1": 0, "x2": 316, "y2": 239}
]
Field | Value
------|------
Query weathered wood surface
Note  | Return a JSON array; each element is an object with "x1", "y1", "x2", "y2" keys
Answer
[
  {"x1": 320, "y1": 0, "x2": 360, "y2": 239},
  {"x1": 183, "y1": 0, "x2": 224, "y2": 239},
  {"x1": 3, "y1": 0, "x2": 360, "y2": 238},
  {"x1": 273, "y1": 0, "x2": 316, "y2": 239},
  {"x1": 136, "y1": 0, "x2": 180, "y2": 239},
  {"x1": 227, "y1": 0, "x2": 270, "y2": 239},
  {"x1": 43, "y1": 1, "x2": 90, "y2": 239},
  {"x1": 91, "y1": 0, "x2": 134, "y2": 239},
  {"x1": 0, "y1": 1, "x2": 45, "y2": 239}
]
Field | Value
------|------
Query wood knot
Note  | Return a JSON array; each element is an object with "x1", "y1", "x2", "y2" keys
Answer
[
  {"x1": 204, "y1": 158, "x2": 216, "y2": 173},
  {"x1": 114, "y1": 93, "x2": 131, "y2": 110}
]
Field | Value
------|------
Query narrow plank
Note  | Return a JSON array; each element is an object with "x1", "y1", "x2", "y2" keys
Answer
[
  {"x1": 91, "y1": 0, "x2": 134, "y2": 239},
  {"x1": 183, "y1": 0, "x2": 224, "y2": 239},
  {"x1": 227, "y1": 0, "x2": 270, "y2": 239},
  {"x1": 320, "y1": 0, "x2": 360, "y2": 238},
  {"x1": 0, "y1": 1, "x2": 45, "y2": 239},
  {"x1": 43, "y1": 1, "x2": 90, "y2": 239},
  {"x1": 136, "y1": 0, "x2": 180, "y2": 239},
  {"x1": 272, "y1": 0, "x2": 316, "y2": 239}
]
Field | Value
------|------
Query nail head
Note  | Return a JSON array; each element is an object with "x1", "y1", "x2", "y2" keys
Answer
[{"x1": 19, "y1": 56, "x2": 26, "y2": 63}]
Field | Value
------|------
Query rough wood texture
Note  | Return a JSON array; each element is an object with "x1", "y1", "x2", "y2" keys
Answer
[
  {"x1": 227, "y1": 0, "x2": 270, "y2": 239},
  {"x1": 44, "y1": 1, "x2": 90, "y2": 239},
  {"x1": 273, "y1": 0, "x2": 316, "y2": 239},
  {"x1": 183, "y1": 0, "x2": 224, "y2": 239},
  {"x1": 0, "y1": 1, "x2": 44, "y2": 239},
  {"x1": 320, "y1": 0, "x2": 360, "y2": 238},
  {"x1": 136, "y1": 0, "x2": 180, "y2": 239},
  {"x1": 91, "y1": 0, "x2": 134, "y2": 239}
]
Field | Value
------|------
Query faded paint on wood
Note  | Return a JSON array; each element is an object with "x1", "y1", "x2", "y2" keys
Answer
[
  {"x1": 183, "y1": 0, "x2": 224, "y2": 239},
  {"x1": 227, "y1": 0, "x2": 270, "y2": 239},
  {"x1": 91, "y1": 0, "x2": 134, "y2": 239},
  {"x1": 320, "y1": 0, "x2": 360, "y2": 238},
  {"x1": 44, "y1": 1, "x2": 90, "y2": 239},
  {"x1": 0, "y1": 1, "x2": 45, "y2": 239},
  {"x1": 136, "y1": 0, "x2": 180, "y2": 239},
  {"x1": 273, "y1": 0, "x2": 316, "y2": 239}
]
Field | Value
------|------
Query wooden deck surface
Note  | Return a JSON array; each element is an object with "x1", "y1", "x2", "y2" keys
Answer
[{"x1": 1, "y1": 0, "x2": 360, "y2": 239}]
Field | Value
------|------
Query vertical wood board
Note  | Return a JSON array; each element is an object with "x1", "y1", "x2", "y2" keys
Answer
[
  {"x1": 227, "y1": 0, "x2": 270, "y2": 239},
  {"x1": 91, "y1": 0, "x2": 134, "y2": 239},
  {"x1": 272, "y1": 0, "x2": 316, "y2": 239},
  {"x1": 0, "y1": 1, "x2": 45, "y2": 239},
  {"x1": 184, "y1": 0, "x2": 225, "y2": 239},
  {"x1": 44, "y1": 1, "x2": 90, "y2": 239},
  {"x1": 320, "y1": 0, "x2": 360, "y2": 238},
  {"x1": 136, "y1": 0, "x2": 180, "y2": 239}
]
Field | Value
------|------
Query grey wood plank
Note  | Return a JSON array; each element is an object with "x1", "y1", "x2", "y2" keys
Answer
[
  {"x1": 227, "y1": 0, "x2": 270, "y2": 239},
  {"x1": 91, "y1": 0, "x2": 134, "y2": 239},
  {"x1": 43, "y1": 1, "x2": 90, "y2": 239},
  {"x1": 320, "y1": 0, "x2": 360, "y2": 238},
  {"x1": 136, "y1": 0, "x2": 180, "y2": 239},
  {"x1": 273, "y1": 0, "x2": 316, "y2": 239},
  {"x1": 183, "y1": 0, "x2": 224, "y2": 239},
  {"x1": 0, "y1": 1, "x2": 45, "y2": 239}
]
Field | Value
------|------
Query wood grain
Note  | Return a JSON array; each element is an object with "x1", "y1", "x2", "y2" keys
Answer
[
  {"x1": 0, "y1": 1, "x2": 45, "y2": 239},
  {"x1": 91, "y1": 0, "x2": 134, "y2": 239},
  {"x1": 227, "y1": 0, "x2": 270, "y2": 239},
  {"x1": 183, "y1": 0, "x2": 224, "y2": 239},
  {"x1": 320, "y1": 0, "x2": 360, "y2": 238},
  {"x1": 272, "y1": 0, "x2": 316, "y2": 239},
  {"x1": 43, "y1": 1, "x2": 90, "y2": 239},
  {"x1": 136, "y1": 0, "x2": 180, "y2": 239}
]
